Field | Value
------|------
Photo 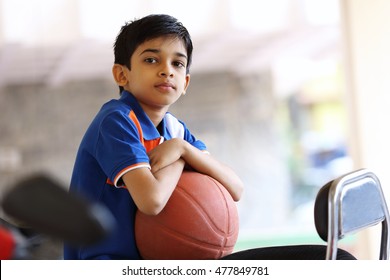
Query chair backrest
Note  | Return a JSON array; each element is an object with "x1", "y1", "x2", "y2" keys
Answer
[{"x1": 314, "y1": 168, "x2": 390, "y2": 260}]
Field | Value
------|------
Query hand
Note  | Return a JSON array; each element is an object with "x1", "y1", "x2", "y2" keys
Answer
[{"x1": 148, "y1": 138, "x2": 184, "y2": 173}]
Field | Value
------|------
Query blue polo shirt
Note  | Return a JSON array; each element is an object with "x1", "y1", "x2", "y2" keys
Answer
[{"x1": 64, "y1": 91, "x2": 206, "y2": 259}]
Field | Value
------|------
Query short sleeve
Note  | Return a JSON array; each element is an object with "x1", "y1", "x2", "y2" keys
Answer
[{"x1": 95, "y1": 111, "x2": 150, "y2": 186}]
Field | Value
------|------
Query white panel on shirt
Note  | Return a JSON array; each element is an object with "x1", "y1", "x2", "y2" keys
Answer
[{"x1": 165, "y1": 113, "x2": 185, "y2": 139}]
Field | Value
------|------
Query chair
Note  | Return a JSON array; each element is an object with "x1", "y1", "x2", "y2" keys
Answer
[{"x1": 314, "y1": 168, "x2": 389, "y2": 260}]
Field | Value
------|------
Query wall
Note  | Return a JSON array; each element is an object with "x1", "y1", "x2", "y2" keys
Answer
[{"x1": 341, "y1": 0, "x2": 390, "y2": 259}]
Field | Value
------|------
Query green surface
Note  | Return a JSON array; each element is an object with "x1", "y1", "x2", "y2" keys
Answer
[{"x1": 234, "y1": 232, "x2": 356, "y2": 252}]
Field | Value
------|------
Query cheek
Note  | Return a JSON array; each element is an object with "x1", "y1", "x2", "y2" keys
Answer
[{"x1": 131, "y1": 73, "x2": 149, "y2": 87}]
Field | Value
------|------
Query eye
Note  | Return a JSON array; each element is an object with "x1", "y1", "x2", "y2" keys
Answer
[
  {"x1": 144, "y1": 57, "x2": 157, "y2": 64},
  {"x1": 173, "y1": 61, "x2": 185, "y2": 68}
]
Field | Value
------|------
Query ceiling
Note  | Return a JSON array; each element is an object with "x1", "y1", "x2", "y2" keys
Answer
[{"x1": 0, "y1": 25, "x2": 340, "y2": 88}]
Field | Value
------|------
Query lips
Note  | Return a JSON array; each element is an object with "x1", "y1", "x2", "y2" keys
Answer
[{"x1": 155, "y1": 81, "x2": 175, "y2": 91}]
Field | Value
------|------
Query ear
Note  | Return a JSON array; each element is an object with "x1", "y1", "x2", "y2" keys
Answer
[
  {"x1": 112, "y1": 64, "x2": 129, "y2": 87},
  {"x1": 182, "y1": 74, "x2": 190, "y2": 95}
]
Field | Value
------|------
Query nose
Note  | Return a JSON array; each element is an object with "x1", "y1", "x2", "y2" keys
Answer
[{"x1": 158, "y1": 63, "x2": 174, "y2": 78}]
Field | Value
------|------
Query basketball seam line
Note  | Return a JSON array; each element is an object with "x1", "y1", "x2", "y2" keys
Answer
[{"x1": 177, "y1": 182, "x2": 235, "y2": 237}]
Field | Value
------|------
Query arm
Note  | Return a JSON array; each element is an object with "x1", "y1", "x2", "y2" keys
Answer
[
  {"x1": 181, "y1": 140, "x2": 243, "y2": 201},
  {"x1": 148, "y1": 138, "x2": 244, "y2": 201},
  {"x1": 122, "y1": 158, "x2": 185, "y2": 216}
]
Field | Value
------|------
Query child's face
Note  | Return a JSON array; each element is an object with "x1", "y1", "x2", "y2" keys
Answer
[{"x1": 122, "y1": 36, "x2": 190, "y2": 112}]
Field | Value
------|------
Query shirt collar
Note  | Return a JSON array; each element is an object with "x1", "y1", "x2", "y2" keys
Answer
[{"x1": 119, "y1": 91, "x2": 168, "y2": 140}]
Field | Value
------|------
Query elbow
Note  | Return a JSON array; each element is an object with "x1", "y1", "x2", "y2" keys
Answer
[
  {"x1": 137, "y1": 197, "x2": 166, "y2": 216},
  {"x1": 229, "y1": 178, "x2": 244, "y2": 202},
  {"x1": 233, "y1": 192, "x2": 243, "y2": 202},
  {"x1": 139, "y1": 207, "x2": 162, "y2": 216},
  {"x1": 232, "y1": 183, "x2": 244, "y2": 202},
  {"x1": 138, "y1": 205, "x2": 163, "y2": 216}
]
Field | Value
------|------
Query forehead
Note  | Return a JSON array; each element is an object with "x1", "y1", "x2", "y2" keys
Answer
[{"x1": 134, "y1": 36, "x2": 187, "y2": 56}]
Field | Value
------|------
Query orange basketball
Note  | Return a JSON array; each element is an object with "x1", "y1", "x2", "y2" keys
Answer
[{"x1": 135, "y1": 171, "x2": 239, "y2": 260}]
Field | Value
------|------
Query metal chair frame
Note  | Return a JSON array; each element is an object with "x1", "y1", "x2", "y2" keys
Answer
[{"x1": 321, "y1": 169, "x2": 389, "y2": 260}]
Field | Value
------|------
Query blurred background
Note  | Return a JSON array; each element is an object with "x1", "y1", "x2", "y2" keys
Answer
[{"x1": 0, "y1": 0, "x2": 389, "y2": 259}]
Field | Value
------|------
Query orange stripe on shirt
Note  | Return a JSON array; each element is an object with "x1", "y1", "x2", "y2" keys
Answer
[
  {"x1": 144, "y1": 137, "x2": 163, "y2": 153},
  {"x1": 109, "y1": 162, "x2": 151, "y2": 187},
  {"x1": 128, "y1": 110, "x2": 144, "y2": 145},
  {"x1": 129, "y1": 110, "x2": 162, "y2": 153}
]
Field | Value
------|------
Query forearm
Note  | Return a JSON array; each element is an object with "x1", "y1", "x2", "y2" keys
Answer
[
  {"x1": 181, "y1": 141, "x2": 244, "y2": 201},
  {"x1": 123, "y1": 159, "x2": 185, "y2": 215},
  {"x1": 152, "y1": 158, "x2": 186, "y2": 207}
]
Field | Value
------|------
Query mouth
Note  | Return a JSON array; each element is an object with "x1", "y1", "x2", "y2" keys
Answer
[{"x1": 155, "y1": 82, "x2": 176, "y2": 92}]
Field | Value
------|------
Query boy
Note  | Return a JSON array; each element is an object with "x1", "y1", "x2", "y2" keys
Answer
[
  {"x1": 63, "y1": 14, "x2": 243, "y2": 260},
  {"x1": 64, "y1": 14, "x2": 356, "y2": 260}
]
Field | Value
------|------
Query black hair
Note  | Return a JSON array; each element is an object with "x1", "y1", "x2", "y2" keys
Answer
[{"x1": 113, "y1": 14, "x2": 193, "y2": 93}]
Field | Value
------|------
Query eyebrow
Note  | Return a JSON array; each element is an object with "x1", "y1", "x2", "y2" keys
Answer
[{"x1": 140, "y1": 48, "x2": 187, "y2": 60}]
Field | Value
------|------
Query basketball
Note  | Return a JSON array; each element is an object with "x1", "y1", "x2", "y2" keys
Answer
[{"x1": 135, "y1": 171, "x2": 239, "y2": 260}]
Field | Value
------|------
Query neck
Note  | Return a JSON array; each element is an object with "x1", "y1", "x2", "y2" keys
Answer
[{"x1": 140, "y1": 104, "x2": 168, "y2": 127}]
